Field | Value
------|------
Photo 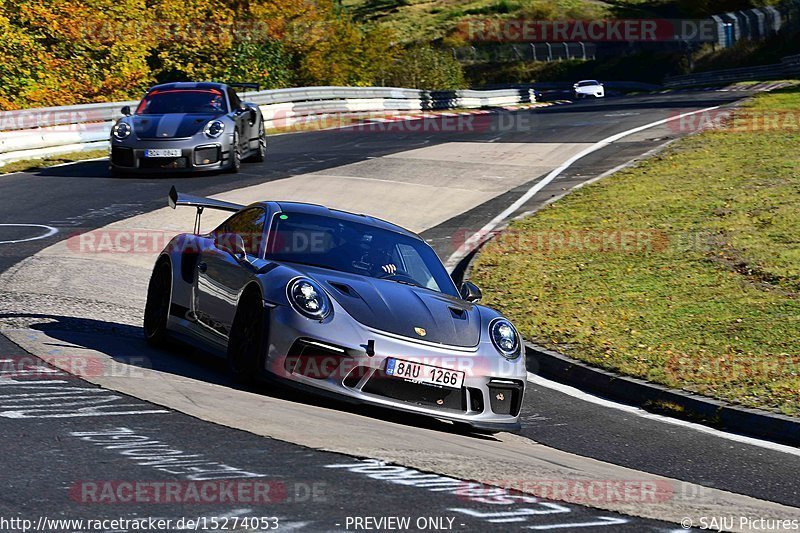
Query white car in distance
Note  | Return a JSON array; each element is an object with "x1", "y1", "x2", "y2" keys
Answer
[{"x1": 573, "y1": 80, "x2": 605, "y2": 99}]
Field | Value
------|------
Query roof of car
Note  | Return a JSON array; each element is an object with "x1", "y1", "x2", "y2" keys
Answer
[
  {"x1": 147, "y1": 82, "x2": 228, "y2": 93},
  {"x1": 264, "y1": 201, "x2": 422, "y2": 241}
]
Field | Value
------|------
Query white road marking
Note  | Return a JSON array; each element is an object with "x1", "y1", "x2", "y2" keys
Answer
[
  {"x1": 445, "y1": 105, "x2": 721, "y2": 269},
  {"x1": 0, "y1": 223, "x2": 58, "y2": 244},
  {"x1": 0, "y1": 378, "x2": 169, "y2": 418},
  {"x1": 437, "y1": 104, "x2": 800, "y2": 455},
  {"x1": 527, "y1": 372, "x2": 800, "y2": 458},
  {"x1": 71, "y1": 427, "x2": 264, "y2": 479},
  {"x1": 326, "y1": 459, "x2": 602, "y2": 529},
  {"x1": 525, "y1": 516, "x2": 629, "y2": 530},
  {"x1": 45, "y1": 156, "x2": 109, "y2": 168},
  {"x1": 510, "y1": 139, "x2": 678, "y2": 224}
]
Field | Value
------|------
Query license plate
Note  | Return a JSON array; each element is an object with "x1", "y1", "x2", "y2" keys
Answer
[
  {"x1": 144, "y1": 149, "x2": 181, "y2": 158},
  {"x1": 385, "y1": 358, "x2": 464, "y2": 389}
]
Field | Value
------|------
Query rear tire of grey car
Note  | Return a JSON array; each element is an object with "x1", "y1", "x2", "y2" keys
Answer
[
  {"x1": 228, "y1": 130, "x2": 242, "y2": 173},
  {"x1": 143, "y1": 260, "x2": 171, "y2": 347},
  {"x1": 249, "y1": 127, "x2": 267, "y2": 163},
  {"x1": 227, "y1": 290, "x2": 267, "y2": 384}
]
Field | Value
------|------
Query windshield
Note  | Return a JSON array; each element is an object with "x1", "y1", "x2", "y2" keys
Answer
[
  {"x1": 265, "y1": 212, "x2": 458, "y2": 297},
  {"x1": 578, "y1": 81, "x2": 600, "y2": 87},
  {"x1": 136, "y1": 89, "x2": 228, "y2": 115}
]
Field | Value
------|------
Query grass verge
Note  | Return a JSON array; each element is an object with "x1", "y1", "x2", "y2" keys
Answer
[
  {"x1": 0, "y1": 150, "x2": 108, "y2": 175},
  {"x1": 471, "y1": 87, "x2": 800, "y2": 415}
]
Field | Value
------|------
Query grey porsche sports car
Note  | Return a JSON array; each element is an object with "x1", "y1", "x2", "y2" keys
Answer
[
  {"x1": 143, "y1": 187, "x2": 526, "y2": 432},
  {"x1": 109, "y1": 82, "x2": 267, "y2": 175}
]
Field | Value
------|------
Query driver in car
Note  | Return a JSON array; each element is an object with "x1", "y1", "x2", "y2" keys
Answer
[
  {"x1": 209, "y1": 94, "x2": 225, "y2": 113},
  {"x1": 357, "y1": 234, "x2": 398, "y2": 277}
]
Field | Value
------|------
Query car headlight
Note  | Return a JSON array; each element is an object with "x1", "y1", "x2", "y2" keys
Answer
[
  {"x1": 112, "y1": 122, "x2": 131, "y2": 140},
  {"x1": 204, "y1": 120, "x2": 225, "y2": 138},
  {"x1": 490, "y1": 318, "x2": 521, "y2": 359},
  {"x1": 287, "y1": 277, "x2": 331, "y2": 320}
]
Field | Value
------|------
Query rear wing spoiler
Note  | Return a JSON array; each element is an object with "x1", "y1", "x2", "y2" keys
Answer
[
  {"x1": 168, "y1": 186, "x2": 243, "y2": 234},
  {"x1": 227, "y1": 82, "x2": 260, "y2": 93}
]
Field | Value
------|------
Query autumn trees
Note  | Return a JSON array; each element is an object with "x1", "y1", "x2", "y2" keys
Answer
[{"x1": 0, "y1": 0, "x2": 466, "y2": 110}]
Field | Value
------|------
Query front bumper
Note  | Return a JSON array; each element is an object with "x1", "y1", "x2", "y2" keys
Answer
[
  {"x1": 264, "y1": 304, "x2": 527, "y2": 431},
  {"x1": 109, "y1": 140, "x2": 232, "y2": 173},
  {"x1": 575, "y1": 90, "x2": 604, "y2": 98}
]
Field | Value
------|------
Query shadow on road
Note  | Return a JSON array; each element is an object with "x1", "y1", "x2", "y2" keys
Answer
[{"x1": 1, "y1": 312, "x2": 500, "y2": 440}]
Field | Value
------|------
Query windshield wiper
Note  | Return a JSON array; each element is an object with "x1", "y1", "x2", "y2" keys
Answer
[{"x1": 385, "y1": 278, "x2": 421, "y2": 288}]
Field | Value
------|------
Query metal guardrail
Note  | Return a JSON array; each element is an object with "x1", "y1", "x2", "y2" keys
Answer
[
  {"x1": 664, "y1": 53, "x2": 800, "y2": 87},
  {"x1": 0, "y1": 86, "x2": 536, "y2": 165}
]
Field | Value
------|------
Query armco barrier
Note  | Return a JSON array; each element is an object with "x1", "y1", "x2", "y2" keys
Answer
[
  {"x1": 0, "y1": 86, "x2": 536, "y2": 166},
  {"x1": 664, "y1": 52, "x2": 800, "y2": 87}
]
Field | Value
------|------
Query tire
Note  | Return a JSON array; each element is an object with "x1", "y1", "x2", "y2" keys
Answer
[
  {"x1": 227, "y1": 290, "x2": 267, "y2": 384},
  {"x1": 248, "y1": 125, "x2": 267, "y2": 163},
  {"x1": 228, "y1": 130, "x2": 242, "y2": 173},
  {"x1": 143, "y1": 260, "x2": 172, "y2": 346}
]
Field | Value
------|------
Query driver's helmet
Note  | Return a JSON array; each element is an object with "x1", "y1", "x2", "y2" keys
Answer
[{"x1": 209, "y1": 94, "x2": 224, "y2": 112}]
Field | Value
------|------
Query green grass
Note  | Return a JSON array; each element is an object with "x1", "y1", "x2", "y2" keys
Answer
[
  {"x1": 470, "y1": 87, "x2": 800, "y2": 415},
  {"x1": 0, "y1": 150, "x2": 108, "y2": 175}
]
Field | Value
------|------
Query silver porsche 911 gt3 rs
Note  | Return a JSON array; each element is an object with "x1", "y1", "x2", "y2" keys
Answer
[
  {"x1": 110, "y1": 82, "x2": 267, "y2": 175},
  {"x1": 143, "y1": 187, "x2": 526, "y2": 432}
]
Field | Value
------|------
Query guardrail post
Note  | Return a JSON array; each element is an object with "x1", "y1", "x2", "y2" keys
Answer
[
  {"x1": 545, "y1": 42, "x2": 552, "y2": 61},
  {"x1": 530, "y1": 43, "x2": 537, "y2": 61},
  {"x1": 579, "y1": 42, "x2": 586, "y2": 60}
]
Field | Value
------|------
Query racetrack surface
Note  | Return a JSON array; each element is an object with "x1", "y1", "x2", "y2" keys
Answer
[{"x1": 1, "y1": 91, "x2": 798, "y2": 530}]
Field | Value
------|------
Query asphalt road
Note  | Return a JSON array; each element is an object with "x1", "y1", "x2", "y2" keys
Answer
[
  {"x1": 1, "y1": 91, "x2": 797, "y2": 529},
  {"x1": 0, "y1": 334, "x2": 660, "y2": 532}
]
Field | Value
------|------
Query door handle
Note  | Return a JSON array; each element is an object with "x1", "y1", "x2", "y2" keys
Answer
[{"x1": 197, "y1": 262, "x2": 207, "y2": 273}]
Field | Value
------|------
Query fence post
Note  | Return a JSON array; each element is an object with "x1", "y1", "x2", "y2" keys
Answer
[{"x1": 724, "y1": 23, "x2": 734, "y2": 47}]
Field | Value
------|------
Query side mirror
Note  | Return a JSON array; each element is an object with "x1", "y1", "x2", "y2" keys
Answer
[
  {"x1": 121, "y1": 105, "x2": 131, "y2": 116},
  {"x1": 460, "y1": 281, "x2": 482, "y2": 302},
  {"x1": 215, "y1": 233, "x2": 247, "y2": 261}
]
